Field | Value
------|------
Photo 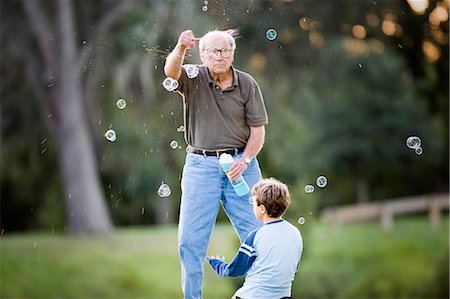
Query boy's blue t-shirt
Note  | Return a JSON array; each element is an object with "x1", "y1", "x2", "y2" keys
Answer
[{"x1": 208, "y1": 219, "x2": 303, "y2": 299}]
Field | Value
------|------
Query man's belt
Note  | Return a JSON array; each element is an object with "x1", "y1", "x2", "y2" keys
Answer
[{"x1": 187, "y1": 147, "x2": 245, "y2": 157}]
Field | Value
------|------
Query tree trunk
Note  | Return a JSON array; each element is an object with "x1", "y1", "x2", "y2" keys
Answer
[{"x1": 55, "y1": 0, "x2": 112, "y2": 234}]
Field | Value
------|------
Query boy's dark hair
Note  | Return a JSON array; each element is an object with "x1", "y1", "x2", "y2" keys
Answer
[{"x1": 252, "y1": 178, "x2": 290, "y2": 218}]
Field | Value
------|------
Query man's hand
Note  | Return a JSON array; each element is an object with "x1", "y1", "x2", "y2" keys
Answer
[
  {"x1": 164, "y1": 30, "x2": 196, "y2": 80},
  {"x1": 227, "y1": 157, "x2": 248, "y2": 181},
  {"x1": 178, "y1": 30, "x2": 196, "y2": 50}
]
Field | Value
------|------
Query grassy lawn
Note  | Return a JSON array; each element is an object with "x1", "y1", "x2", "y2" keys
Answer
[
  {"x1": 1, "y1": 224, "x2": 240, "y2": 299},
  {"x1": 1, "y1": 215, "x2": 448, "y2": 299},
  {"x1": 294, "y1": 215, "x2": 449, "y2": 298}
]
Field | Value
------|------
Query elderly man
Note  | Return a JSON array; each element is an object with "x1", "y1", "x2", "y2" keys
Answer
[{"x1": 164, "y1": 29, "x2": 268, "y2": 299}]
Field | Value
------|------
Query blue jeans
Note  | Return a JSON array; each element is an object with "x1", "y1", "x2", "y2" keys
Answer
[{"x1": 178, "y1": 153, "x2": 263, "y2": 299}]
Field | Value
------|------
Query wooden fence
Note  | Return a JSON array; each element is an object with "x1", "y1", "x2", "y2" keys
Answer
[{"x1": 320, "y1": 193, "x2": 449, "y2": 230}]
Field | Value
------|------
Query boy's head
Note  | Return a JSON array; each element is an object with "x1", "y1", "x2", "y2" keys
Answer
[{"x1": 252, "y1": 178, "x2": 290, "y2": 218}]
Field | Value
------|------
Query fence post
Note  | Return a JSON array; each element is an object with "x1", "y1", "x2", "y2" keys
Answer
[
  {"x1": 429, "y1": 200, "x2": 441, "y2": 230},
  {"x1": 381, "y1": 206, "x2": 394, "y2": 230}
]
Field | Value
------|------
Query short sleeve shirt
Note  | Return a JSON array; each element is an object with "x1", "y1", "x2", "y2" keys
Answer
[{"x1": 177, "y1": 65, "x2": 268, "y2": 150}]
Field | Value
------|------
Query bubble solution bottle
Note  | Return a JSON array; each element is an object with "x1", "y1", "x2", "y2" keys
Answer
[{"x1": 219, "y1": 153, "x2": 250, "y2": 197}]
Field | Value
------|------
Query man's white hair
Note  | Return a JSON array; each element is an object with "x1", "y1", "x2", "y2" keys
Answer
[{"x1": 199, "y1": 30, "x2": 236, "y2": 52}]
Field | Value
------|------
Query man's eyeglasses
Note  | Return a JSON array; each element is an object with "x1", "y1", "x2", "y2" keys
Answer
[{"x1": 204, "y1": 48, "x2": 233, "y2": 58}]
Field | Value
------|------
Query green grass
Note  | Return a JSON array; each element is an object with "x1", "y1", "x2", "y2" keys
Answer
[
  {"x1": 294, "y1": 215, "x2": 449, "y2": 299},
  {"x1": 1, "y1": 216, "x2": 448, "y2": 299},
  {"x1": 1, "y1": 224, "x2": 239, "y2": 299}
]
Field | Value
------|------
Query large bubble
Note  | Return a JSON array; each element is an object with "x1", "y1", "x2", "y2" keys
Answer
[
  {"x1": 116, "y1": 98, "x2": 126, "y2": 109},
  {"x1": 170, "y1": 140, "x2": 179, "y2": 149},
  {"x1": 104, "y1": 129, "x2": 117, "y2": 142},
  {"x1": 316, "y1": 175, "x2": 328, "y2": 188},
  {"x1": 406, "y1": 136, "x2": 421, "y2": 149},
  {"x1": 157, "y1": 183, "x2": 171, "y2": 197},
  {"x1": 186, "y1": 65, "x2": 199, "y2": 79},
  {"x1": 162, "y1": 77, "x2": 179, "y2": 92},
  {"x1": 266, "y1": 28, "x2": 277, "y2": 41}
]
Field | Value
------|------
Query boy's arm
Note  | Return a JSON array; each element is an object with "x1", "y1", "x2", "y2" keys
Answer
[{"x1": 207, "y1": 231, "x2": 258, "y2": 277}]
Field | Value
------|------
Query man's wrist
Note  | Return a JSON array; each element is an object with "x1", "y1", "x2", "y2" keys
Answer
[
  {"x1": 243, "y1": 156, "x2": 252, "y2": 166},
  {"x1": 176, "y1": 43, "x2": 188, "y2": 53}
]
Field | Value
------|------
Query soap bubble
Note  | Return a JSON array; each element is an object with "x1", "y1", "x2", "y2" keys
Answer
[
  {"x1": 266, "y1": 29, "x2": 277, "y2": 41},
  {"x1": 248, "y1": 196, "x2": 254, "y2": 205},
  {"x1": 415, "y1": 146, "x2": 423, "y2": 155},
  {"x1": 104, "y1": 129, "x2": 116, "y2": 142},
  {"x1": 406, "y1": 136, "x2": 421, "y2": 149},
  {"x1": 157, "y1": 183, "x2": 171, "y2": 197},
  {"x1": 304, "y1": 184, "x2": 314, "y2": 193},
  {"x1": 116, "y1": 98, "x2": 126, "y2": 109},
  {"x1": 170, "y1": 140, "x2": 178, "y2": 149},
  {"x1": 316, "y1": 175, "x2": 328, "y2": 188},
  {"x1": 177, "y1": 125, "x2": 185, "y2": 132},
  {"x1": 162, "y1": 77, "x2": 179, "y2": 92},
  {"x1": 186, "y1": 65, "x2": 199, "y2": 78},
  {"x1": 202, "y1": 5, "x2": 208, "y2": 11},
  {"x1": 298, "y1": 217, "x2": 305, "y2": 225}
]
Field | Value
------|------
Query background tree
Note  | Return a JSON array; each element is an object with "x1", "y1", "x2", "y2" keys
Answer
[{"x1": 1, "y1": 0, "x2": 139, "y2": 233}]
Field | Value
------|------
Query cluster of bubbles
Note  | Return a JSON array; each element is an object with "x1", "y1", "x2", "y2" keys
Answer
[
  {"x1": 170, "y1": 140, "x2": 179, "y2": 149},
  {"x1": 162, "y1": 77, "x2": 179, "y2": 92},
  {"x1": 104, "y1": 129, "x2": 117, "y2": 142},
  {"x1": 266, "y1": 29, "x2": 277, "y2": 41},
  {"x1": 163, "y1": 65, "x2": 199, "y2": 92},
  {"x1": 186, "y1": 65, "x2": 200, "y2": 78},
  {"x1": 304, "y1": 184, "x2": 315, "y2": 193},
  {"x1": 406, "y1": 136, "x2": 423, "y2": 155},
  {"x1": 304, "y1": 175, "x2": 328, "y2": 193},
  {"x1": 104, "y1": 98, "x2": 128, "y2": 142},
  {"x1": 177, "y1": 125, "x2": 185, "y2": 132},
  {"x1": 201, "y1": 0, "x2": 208, "y2": 11},
  {"x1": 157, "y1": 183, "x2": 171, "y2": 197}
]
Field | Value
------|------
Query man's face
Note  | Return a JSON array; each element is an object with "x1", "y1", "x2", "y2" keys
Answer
[{"x1": 200, "y1": 34, "x2": 234, "y2": 76}]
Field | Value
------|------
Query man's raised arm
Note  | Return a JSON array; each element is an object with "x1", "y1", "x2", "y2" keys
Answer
[{"x1": 164, "y1": 30, "x2": 196, "y2": 80}]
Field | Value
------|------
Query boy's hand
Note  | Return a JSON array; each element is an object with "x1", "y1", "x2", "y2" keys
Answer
[
  {"x1": 207, "y1": 255, "x2": 230, "y2": 277},
  {"x1": 206, "y1": 255, "x2": 225, "y2": 261}
]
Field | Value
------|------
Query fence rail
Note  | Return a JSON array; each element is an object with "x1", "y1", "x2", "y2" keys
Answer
[{"x1": 320, "y1": 193, "x2": 449, "y2": 230}]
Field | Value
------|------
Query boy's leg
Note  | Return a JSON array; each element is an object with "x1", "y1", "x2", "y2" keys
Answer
[
  {"x1": 222, "y1": 156, "x2": 263, "y2": 242},
  {"x1": 179, "y1": 154, "x2": 222, "y2": 299}
]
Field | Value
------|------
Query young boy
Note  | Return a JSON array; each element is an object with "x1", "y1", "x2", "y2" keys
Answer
[{"x1": 207, "y1": 178, "x2": 303, "y2": 299}]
